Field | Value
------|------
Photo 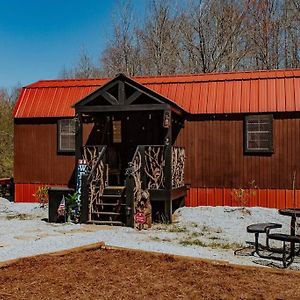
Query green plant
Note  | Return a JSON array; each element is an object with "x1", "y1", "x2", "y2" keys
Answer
[
  {"x1": 65, "y1": 192, "x2": 79, "y2": 222},
  {"x1": 33, "y1": 186, "x2": 49, "y2": 207}
]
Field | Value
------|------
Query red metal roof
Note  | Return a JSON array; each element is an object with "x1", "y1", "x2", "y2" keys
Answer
[{"x1": 14, "y1": 69, "x2": 300, "y2": 118}]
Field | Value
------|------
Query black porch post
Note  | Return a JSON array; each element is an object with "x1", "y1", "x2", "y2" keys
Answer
[
  {"x1": 164, "y1": 109, "x2": 172, "y2": 223},
  {"x1": 75, "y1": 112, "x2": 83, "y2": 166}
]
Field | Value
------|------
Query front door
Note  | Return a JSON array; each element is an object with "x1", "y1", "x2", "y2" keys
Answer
[{"x1": 121, "y1": 111, "x2": 164, "y2": 173}]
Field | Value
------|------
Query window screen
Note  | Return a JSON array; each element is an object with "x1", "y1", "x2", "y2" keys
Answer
[
  {"x1": 58, "y1": 119, "x2": 75, "y2": 152},
  {"x1": 245, "y1": 115, "x2": 273, "y2": 153}
]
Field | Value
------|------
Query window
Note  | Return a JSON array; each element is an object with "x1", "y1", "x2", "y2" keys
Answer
[
  {"x1": 58, "y1": 119, "x2": 75, "y2": 152},
  {"x1": 112, "y1": 120, "x2": 122, "y2": 143},
  {"x1": 244, "y1": 114, "x2": 273, "y2": 153}
]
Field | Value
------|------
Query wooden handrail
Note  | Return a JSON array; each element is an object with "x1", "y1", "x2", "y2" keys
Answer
[{"x1": 87, "y1": 145, "x2": 107, "y2": 183}]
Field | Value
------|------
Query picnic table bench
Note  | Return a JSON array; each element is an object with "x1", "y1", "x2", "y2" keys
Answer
[{"x1": 247, "y1": 223, "x2": 282, "y2": 254}]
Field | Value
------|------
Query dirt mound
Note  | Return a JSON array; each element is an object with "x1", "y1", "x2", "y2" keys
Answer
[{"x1": 0, "y1": 246, "x2": 300, "y2": 299}]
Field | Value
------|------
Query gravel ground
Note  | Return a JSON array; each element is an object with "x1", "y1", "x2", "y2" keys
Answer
[{"x1": 0, "y1": 197, "x2": 297, "y2": 269}]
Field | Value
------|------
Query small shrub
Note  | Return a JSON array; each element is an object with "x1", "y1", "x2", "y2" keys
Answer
[
  {"x1": 232, "y1": 180, "x2": 258, "y2": 212},
  {"x1": 33, "y1": 186, "x2": 49, "y2": 207}
]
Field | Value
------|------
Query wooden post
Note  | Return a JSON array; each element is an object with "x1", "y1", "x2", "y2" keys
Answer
[
  {"x1": 80, "y1": 174, "x2": 89, "y2": 223},
  {"x1": 75, "y1": 113, "x2": 83, "y2": 167},
  {"x1": 164, "y1": 109, "x2": 172, "y2": 223},
  {"x1": 140, "y1": 146, "x2": 146, "y2": 190},
  {"x1": 125, "y1": 163, "x2": 134, "y2": 227}
]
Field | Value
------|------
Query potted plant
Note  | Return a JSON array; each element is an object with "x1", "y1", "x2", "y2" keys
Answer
[{"x1": 65, "y1": 192, "x2": 79, "y2": 223}]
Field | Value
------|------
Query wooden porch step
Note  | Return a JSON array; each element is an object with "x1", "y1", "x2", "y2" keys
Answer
[
  {"x1": 87, "y1": 220, "x2": 124, "y2": 226},
  {"x1": 96, "y1": 203, "x2": 126, "y2": 206},
  {"x1": 92, "y1": 211, "x2": 121, "y2": 216},
  {"x1": 103, "y1": 186, "x2": 126, "y2": 196},
  {"x1": 105, "y1": 186, "x2": 125, "y2": 189},
  {"x1": 101, "y1": 194, "x2": 124, "y2": 198}
]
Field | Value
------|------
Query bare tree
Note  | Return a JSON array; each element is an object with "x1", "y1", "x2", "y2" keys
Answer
[
  {"x1": 62, "y1": 0, "x2": 300, "y2": 77},
  {"x1": 59, "y1": 49, "x2": 101, "y2": 79},
  {"x1": 0, "y1": 86, "x2": 20, "y2": 177},
  {"x1": 245, "y1": 0, "x2": 283, "y2": 70},
  {"x1": 101, "y1": 0, "x2": 142, "y2": 76},
  {"x1": 139, "y1": 0, "x2": 182, "y2": 75},
  {"x1": 179, "y1": 0, "x2": 251, "y2": 73},
  {"x1": 282, "y1": 0, "x2": 300, "y2": 68}
]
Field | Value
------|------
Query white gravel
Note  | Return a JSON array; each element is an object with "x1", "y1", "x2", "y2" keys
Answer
[{"x1": 0, "y1": 197, "x2": 298, "y2": 268}]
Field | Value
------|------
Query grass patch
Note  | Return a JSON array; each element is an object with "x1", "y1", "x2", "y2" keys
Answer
[
  {"x1": 150, "y1": 236, "x2": 172, "y2": 242},
  {"x1": 208, "y1": 236, "x2": 220, "y2": 240},
  {"x1": 189, "y1": 232, "x2": 203, "y2": 238},
  {"x1": 6, "y1": 214, "x2": 32, "y2": 220},
  {"x1": 167, "y1": 226, "x2": 188, "y2": 233},
  {"x1": 201, "y1": 225, "x2": 210, "y2": 232},
  {"x1": 150, "y1": 236, "x2": 160, "y2": 241},
  {"x1": 179, "y1": 238, "x2": 243, "y2": 250},
  {"x1": 209, "y1": 242, "x2": 243, "y2": 250},
  {"x1": 179, "y1": 239, "x2": 208, "y2": 247}
]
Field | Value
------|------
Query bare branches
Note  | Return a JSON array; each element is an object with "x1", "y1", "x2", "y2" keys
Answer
[
  {"x1": 64, "y1": 0, "x2": 300, "y2": 77},
  {"x1": 101, "y1": 0, "x2": 142, "y2": 76},
  {"x1": 0, "y1": 88, "x2": 17, "y2": 177},
  {"x1": 139, "y1": 0, "x2": 182, "y2": 75},
  {"x1": 59, "y1": 49, "x2": 101, "y2": 79}
]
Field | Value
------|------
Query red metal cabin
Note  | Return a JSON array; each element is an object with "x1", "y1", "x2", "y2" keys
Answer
[{"x1": 14, "y1": 69, "x2": 300, "y2": 212}]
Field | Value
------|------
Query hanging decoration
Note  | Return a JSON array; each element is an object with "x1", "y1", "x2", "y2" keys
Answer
[{"x1": 163, "y1": 110, "x2": 171, "y2": 128}]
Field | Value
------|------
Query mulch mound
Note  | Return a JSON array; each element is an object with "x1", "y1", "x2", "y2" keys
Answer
[{"x1": 1, "y1": 244, "x2": 300, "y2": 299}]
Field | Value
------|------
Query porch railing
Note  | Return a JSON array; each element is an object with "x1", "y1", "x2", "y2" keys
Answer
[
  {"x1": 125, "y1": 145, "x2": 167, "y2": 226},
  {"x1": 172, "y1": 147, "x2": 185, "y2": 188},
  {"x1": 80, "y1": 145, "x2": 108, "y2": 222}
]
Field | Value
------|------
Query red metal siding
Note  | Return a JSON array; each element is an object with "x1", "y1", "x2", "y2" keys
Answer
[
  {"x1": 176, "y1": 116, "x2": 300, "y2": 189},
  {"x1": 186, "y1": 188, "x2": 300, "y2": 209},
  {"x1": 15, "y1": 183, "x2": 66, "y2": 203},
  {"x1": 14, "y1": 121, "x2": 93, "y2": 187},
  {"x1": 14, "y1": 69, "x2": 300, "y2": 119}
]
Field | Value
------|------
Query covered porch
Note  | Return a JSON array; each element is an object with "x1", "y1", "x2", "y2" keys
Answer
[{"x1": 74, "y1": 74, "x2": 187, "y2": 227}]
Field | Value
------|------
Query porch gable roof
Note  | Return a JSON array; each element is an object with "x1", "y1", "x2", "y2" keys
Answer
[{"x1": 74, "y1": 73, "x2": 185, "y2": 115}]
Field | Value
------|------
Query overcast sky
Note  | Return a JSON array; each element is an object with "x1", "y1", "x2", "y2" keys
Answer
[{"x1": 0, "y1": 0, "x2": 147, "y2": 89}]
